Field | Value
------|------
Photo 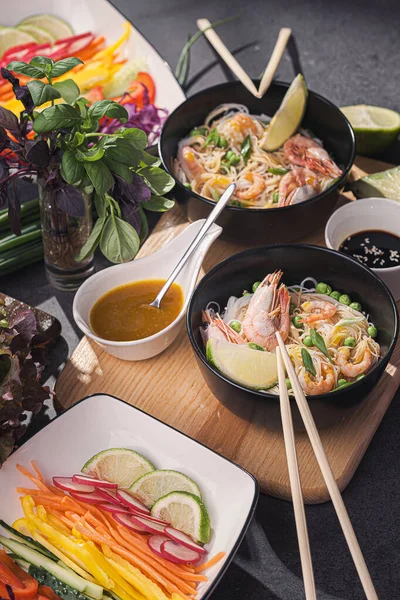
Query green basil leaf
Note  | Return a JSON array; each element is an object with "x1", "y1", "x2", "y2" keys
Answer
[
  {"x1": 68, "y1": 131, "x2": 86, "y2": 148},
  {"x1": 61, "y1": 149, "x2": 85, "y2": 185},
  {"x1": 144, "y1": 195, "x2": 175, "y2": 212},
  {"x1": 121, "y1": 128, "x2": 148, "y2": 150},
  {"x1": 240, "y1": 134, "x2": 252, "y2": 164},
  {"x1": 53, "y1": 79, "x2": 80, "y2": 104},
  {"x1": 84, "y1": 161, "x2": 114, "y2": 195},
  {"x1": 76, "y1": 146, "x2": 105, "y2": 162},
  {"x1": 30, "y1": 56, "x2": 54, "y2": 69},
  {"x1": 50, "y1": 57, "x2": 83, "y2": 78},
  {"x1": 138, "y1": 166, "x2": 175, "y2": 195},
  {"x1": 89, "y1": 100, "x2": 128, "y2": 123},
  {"x1": 138, "y1": 206, "x2": 148, "y2": 243},
  {"x1": 33, "y1": 104, "x2": 83, "y2": 133},
  {"x1": 140, "y1": 151, "x2": 161, "y2": 167},
  {"x1": 74, "y1": 97, "x2": 90, "y2": 118},
  {"x1": 7, "y1": 61, "x2": 45, "y2": 78},
  {"x1": 103, "y1": 138, "x2": 141, "y2": 166},
  {"x1": 100, "y1": 214, "x2": 140, "y2": 263},
  {"x1": 26, "y1": 81, "x2": 61, "y2": 107},
  {"x1": 75, "y1": 217, "x2": 104, "y2": 261},
  {"x1": 94, "y1": 194, "x2": 107, "y2": 218},
  {"x1": 102, "y1": 155, "x2": 133, "y2": 182},
  {"x1": 310, "y1": 328, "x2": 333, "y2": 362},
  {"x1": 301, "y1": 348, "x2": 316, "y2": 377}
]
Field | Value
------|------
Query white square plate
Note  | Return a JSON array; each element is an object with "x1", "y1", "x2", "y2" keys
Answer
[
  {"x1": 4, "y1": 0, "x2": 185, "y2": 113},
  {"x1": 0, "y1": 393, "x2": 258, "y2": 599}
]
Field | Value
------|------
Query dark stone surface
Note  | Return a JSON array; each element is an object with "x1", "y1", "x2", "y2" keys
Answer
[{"x1": 3, "y1": 1, "x2": 400, "y2": 598}]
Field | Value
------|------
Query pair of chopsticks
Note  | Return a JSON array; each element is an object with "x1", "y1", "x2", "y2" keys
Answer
[
  {"x1": 275, "y1": 331, "x2": 378, "y2": 599},
  {"x1": 197, "y1": 19, "x2": 292, "y2": 98}
]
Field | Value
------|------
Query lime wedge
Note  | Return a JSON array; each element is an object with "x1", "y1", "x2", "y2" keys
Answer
[
  {"x1": 17, "y1": 24, "x2": 56, "y2": 44},
  {"x1": 351, "y1": 166, "x2": 400, "y2": 201},
  {"x1": 260, "y1": 74, "x2": 308, "y2": 151},
  {"x1": 151, "y1": 491, "x2": 210, "y2": 544},
  {"x1": 0, "y1": 28, "x2": 35, "y2": 57},
  {"x1": 82, "y1": 448, "x2": 155, "y2": 489},
  {"x1": 129, "y1": 470, "x2": 201, "y2": 508},
  {"x1": 18, "y1": 15, "x2": 73, "y2": 40},
  {"x1": 103, "y1": 59, "x2": 147, "y2": 98},
  {"x1": 341, "y1": 105, "x2": 400, "y2": 156},
  {"x1": 206, "y1": 338, "x2": 278, "y2": 390}
]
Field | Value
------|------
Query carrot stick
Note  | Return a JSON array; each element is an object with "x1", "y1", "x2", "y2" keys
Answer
[
  {"x1": 31, "y1": 461, "x2": 45, "y2": 482},
  {"x1": 17, "y1": 488, "x2": 42, "y2": 495},
  {"x1": 194, "y1": 552, "x2": 226, "y2": 573},
  {"x1": 16, "y1": 464, "x2": 53, "y2": 493}
]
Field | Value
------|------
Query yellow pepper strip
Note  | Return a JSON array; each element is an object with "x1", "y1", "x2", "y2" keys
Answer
[
  {"x1": 12, "y1": 517, "x2": 33, "y2": 537},
  {"x1": 102, "y1": 546, "x2": 171, "y2": 600},
  {"x1": 46, "y1": 514, "x2": 72, "y2": 536},
  {"x1": 21, "y1": 495, "x2": 36, "y2": 519},
  {"x1": 93, "y1": 22, "x2": 131, "y2": 63},
  {"x1": 112, "y1": 583, "x2": 147, "y2": 600}
]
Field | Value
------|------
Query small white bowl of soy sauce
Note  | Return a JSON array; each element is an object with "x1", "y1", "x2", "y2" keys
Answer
[{"x1": 325, "y1": 197, "x2": 400, "y2": 301}]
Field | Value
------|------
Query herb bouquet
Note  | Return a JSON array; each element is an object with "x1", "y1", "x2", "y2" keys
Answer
[{"x1": 0, "y1": 56, "x2": 174, "y2": 289}]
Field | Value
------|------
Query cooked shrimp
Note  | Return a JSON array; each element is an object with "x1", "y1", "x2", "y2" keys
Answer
[
  {"x1": 298, "y1": 363, "x2": 335, "y2": 395},
  {"x1": 201, "y1": 309, "x2": 246, "y2": 345},
  {"x1": 219, "y1": 113, "x2": 261, "y2": 144},
  {"x1": 300, "y1": 299, "x2": 337, "y2": 323},
  {"x1": 236, "y1": 172, "x2": 266, "y2": 201},
  {"x1": 284, "y1": 134, "x2": 342, "y2": 178},
  {"x1": 242, "y1": 270, "x2": 290, "y2": 351},
  {"x1": 278, "y1": 167, "x2": 321, "y2": 207},
  {"x1": 336, "y1": 342, "x2": 373, "y2": 378},
  {"x1": 178, "y1": 145, "x2": 204, "y2": 179}
]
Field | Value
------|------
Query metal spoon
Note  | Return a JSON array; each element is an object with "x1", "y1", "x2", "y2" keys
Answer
[{"x1": 147, "y1": 182, "x2": 236, "y2": 309}]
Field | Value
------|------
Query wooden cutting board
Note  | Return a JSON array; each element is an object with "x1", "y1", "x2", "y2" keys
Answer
[{"x1": 55, "y1": 156, "x2": 400, "y2": 504}]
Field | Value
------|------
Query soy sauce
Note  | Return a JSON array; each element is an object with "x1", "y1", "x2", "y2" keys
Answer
[{"x1": 339, "y1": 229, "x2": 400, "y2": 269}]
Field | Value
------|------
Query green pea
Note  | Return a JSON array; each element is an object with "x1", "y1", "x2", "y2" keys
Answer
[
  {"x1": 243, "y1": 292, "x2": 251, "y2": 297},
  {"x1": 248, "y1": 342, "x2": 265, "y2": 351},
  {"x1": 0, "y1": 319, "x2": 9, "y2": 328},
  {"x1": 337, "y1": 378, "x2": 347, "y2": 387},
  {"x1": 272, "y1": 191, "x2": 279, "y2": 204},
  {"x1": 225, "y1": 150, "x2": 235, "y2": 160},
  {"x1": 230, "y1": 320, "x2": 242, "y2": 333},
  {"x1": 252, "y1": 281, "x2": 261, "y2": 293},
  {"x1": 1, "y1": 308, "x2": 6, "y2": 317},
  {"x1": 292, "y1": 316, "x2": 303, "y2": 329},
  {"x1": 330, "y1": 291, "x2": 341, "y2": 301},
  {"x1": 356, "y1": 374, "x2": 366, "y2": 381},
  {"x1": 289, "y1": 302, "x2": 296, "y2": 315},
  {"x1": 339, "y1": 294, "x2": 351, "y2": 306},
  {"x1": 184, "y1": 182, "x2": 192, "y2": 190},
  {"x1": 229, "y1": 154, "x2": 240, "y2": 166},
  {"x1": 285, "y1": 378, "x2": 292, "y2": 390},
  {"x1": 350, "y1": 302, "x2": 362, "y2": 312},
  {"x1": 316, "y1": 282, "x2": 331, "y2": 294},
  {"x1": 344, "y1": 337, "x2": 356, "y2": 347},
  {"x1": 218, "y1": 136, "x2": 228, "y2": 148},
  {"x1": 367, "y1": 325, "x2": 377, "y2": 339},
  {"x1": 303, "y1": 336, "x2": 313, "y2": 347}
]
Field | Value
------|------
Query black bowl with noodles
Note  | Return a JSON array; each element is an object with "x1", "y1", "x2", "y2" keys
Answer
[
  {"x1": 159, "y1": 80, "x2": 356, "y2": 246},
  {"x1": 186, "y1": 244, "x2": 398, "y2": 430}
]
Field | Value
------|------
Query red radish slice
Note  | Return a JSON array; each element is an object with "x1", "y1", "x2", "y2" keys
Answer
[
  {"x1": 113, "y1": 513, "x2": 149, "y2": 533},
  {"x1": 130, "y1": 514, "x2": 166, "y2": 535},
  {"x1": 98, "y1": 503, "x2": 131, "y2": 514},
  {"x1": 96, "y1": 489, "x2": 121, "y2": 505},
  {"x1": 72, "y1": 474, "x2": 117, "y2": 490},
  {"x1": 137, "y1": 514, "x2": 168, "y2": 525},
  {"x1": 147, "y1": 535, "x2": 170, "y2": 559},
  {"x1": 164, "y1": 527, "x2": 207, "y2": 554},
  {"x1": 116, "y1": 490, "x2": 150, "y2": 514},
  {"x1": 69, "y1": 491, "x2": 107, "y2": 504},
  {"x1": 53, "y1": 477, "x2": 95, "y2": 494},
  {"x1": 160, "y1": 540, "x2": 201, "y2": 564}
]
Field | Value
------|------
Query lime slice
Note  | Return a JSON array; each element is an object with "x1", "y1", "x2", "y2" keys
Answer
[
  {"x1": 18, "y1": 15, "x2": 73, "y2": 40},
  {"x1": 17, "y1": 24, "x2": 56, "y2": 44},
  {"x1": 206, "y1": 339, "x2": 278, "y2": 390},
  {"x1": 0, "y1": 28, "x2": 36, "y2": 57},
  {"x1": 341, "y1": 105, "x2": 400, "y2": 156},
  {"x1": 82, "y1": 448, "x2": 155, "y2": 489},
  {"x1": 103, "y1": 59, "x2": 147, "y2": 98},
  {"x1": 129, "y1": 470, "x2": 201, "y2": 508},
  {"x1": 351, "y1": 166, "x2": 400, "y2": 201},
  {"x1": 260, "y1": 74, "x2": 308, "y2": 151},
  {"x1": 151, "y1": 491, "x2": 210, "y2": 544}
]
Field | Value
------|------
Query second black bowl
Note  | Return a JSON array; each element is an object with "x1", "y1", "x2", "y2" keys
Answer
[{"x1": 159, "y1": 80, "x2": 356, "y2": 246}]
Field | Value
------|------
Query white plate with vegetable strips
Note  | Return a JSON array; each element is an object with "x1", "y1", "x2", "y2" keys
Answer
[
  {"x1": 1, "y1": 0, "x2": 185, "y2": 114},
  {"x1": 0, "y1": 394, "x2": 258, "y2": 600}
]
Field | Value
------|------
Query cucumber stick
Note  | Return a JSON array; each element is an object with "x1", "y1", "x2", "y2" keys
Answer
[
  {"x1": 29, "y1": 565, "x2": 92, "y2": 600},
  {"x1": 0, "y1": 520, "x2": 58, "y2": 561},
  {"x1": 0, "y1": 536, "x2": 103, "y2": 599}
]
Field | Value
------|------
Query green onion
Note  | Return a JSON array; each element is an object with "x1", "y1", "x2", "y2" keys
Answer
[
  {"x1": 301, "y1": 348, "x2": 316, "y2": 376},
  {"x1": 272, "y1": 191, "x2": 279, "y2": 204},
  {"x1": 240, "y1": 135, "x2": 252, "y2": 164},
  {"x1": 268, "y1": 167, "x2": 289, "y2": 176},
  {"x1": 0, "y1": 227, "x2": 42, "y2": 253},
  {"x1": 310, "y1": 328, "x2": 333, "y2": 362},
  {"x1": 203, "y1": 128, "x2": 220, "y2": 148},
  {"x1": 248, "y1": 342, "x2": 265, "y2": 351},
  {"x1": 210, "y1": 188, "x2": 220, "y2": 202},
  {"x1": 189, "y1": 127, "x2": 208, "y2": 137}
]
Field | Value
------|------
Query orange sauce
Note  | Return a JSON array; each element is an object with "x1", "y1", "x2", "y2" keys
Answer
[{"x1": 90, "y1": 279, "x2": 184, "y2": 342}]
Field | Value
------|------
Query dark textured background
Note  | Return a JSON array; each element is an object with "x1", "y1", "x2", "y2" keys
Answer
[{"x1": 3, "y1": 1, "x2": 400, "y2": 598}]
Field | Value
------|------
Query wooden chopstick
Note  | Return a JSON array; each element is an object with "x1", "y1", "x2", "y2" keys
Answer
[
  {"x1": 258, "y1": 28, "x2": 292, "y2": 98},
  {"x1": 276, "y1": 346, "x2": 316, "y2": 600},
  {"x1": 275, "y1": 332, "x2": 379, "y2": 600},
  {"x1": 197, "y1": 18, "x2": 260, "y2": 98}
]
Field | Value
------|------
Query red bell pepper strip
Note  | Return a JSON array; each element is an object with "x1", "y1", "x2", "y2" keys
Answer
[{"x1": 0, "y1": 551, "x2": 38, "y2": 600}]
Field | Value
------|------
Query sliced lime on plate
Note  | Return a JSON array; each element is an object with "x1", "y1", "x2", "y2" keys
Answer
[
  {"x1": 0, "y1": 28, "x2": 36, "y2": 57},
  {"x1": 351, "y1": 166, "x2": 400, "y2": 201},
  {"x1": 82, "y1": 448, "x2": 155, "y2": 489},
  {"x1": 17, "y1": 24, "x2": 56, "y2": 44},
  {"x1": 206, "y1": 338, "x2": 278, "y2": 390},
  {"x1": 151, "y1": 491, "x2": 211, "y2": 544},
  {"x1": 129, "y1": 469, "x2": 201, "y2": 508},
  {"x1": 103, "y1": 59, "x2": 147, "y2": 98},
  {"x1": 341, "y1": 105, "x2": 400, "y2": 156},
  {"x1": 260, "y1": 73, "x2": 308, "y2": 151},
  {"x1": 18, "y1": 15, "x2": 73, "y2": 40}
]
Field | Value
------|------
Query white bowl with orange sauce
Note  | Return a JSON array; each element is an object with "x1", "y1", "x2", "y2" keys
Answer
[{"x1": 73, "y1": 220, "x2": 222, "y2": 361}]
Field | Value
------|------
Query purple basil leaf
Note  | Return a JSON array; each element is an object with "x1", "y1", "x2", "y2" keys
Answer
[
  {"x1": 9, "y1": 309, "x2": 37, "y2": 353},
  {"x1": 120, "y1": 199, "x2": 141, "y2": 234},
  {"x1": 0, "y1": 183, "x2": 7, "y2": 209},
  {"x1": 1, "y1": 68, "x2": 34, "y2": 114},
  {"x1": 7, "y1": 181, "x2": 21, "y2": 235},
  {"x1": 0, "y1": 105, "x2": 20, "y2": 136},
  {"x1": 0, "y1": 430, "x2": 15, "y2": 465},
  {"x1": 56, "y1": 184, "x2": 86, "y2": 217},
  {"x1": 115, "y1": 173, "x2": 151, "y2": 204},
  {"x1": 25, "y1": 139, "x2": 50, "y2": 167}
]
